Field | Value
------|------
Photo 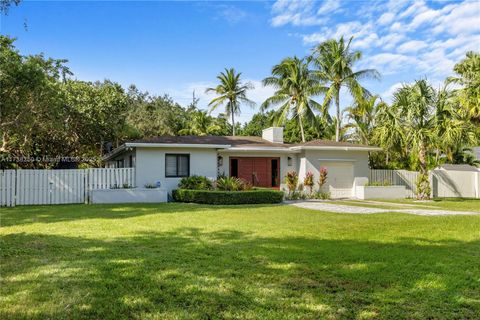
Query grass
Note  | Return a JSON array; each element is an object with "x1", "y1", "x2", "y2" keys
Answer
[{"x1": 1, "y1": 203, "x2": 480, "y2": 319}]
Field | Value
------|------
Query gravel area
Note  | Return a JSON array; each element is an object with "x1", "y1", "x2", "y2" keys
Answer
[{"x1": 287, "y1": 200, "x2": 479, "y2": 216}]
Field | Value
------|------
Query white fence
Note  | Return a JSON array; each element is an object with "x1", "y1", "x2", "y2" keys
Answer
[
  {"x1": 369, "y1": 169, "x2": 420, "y2": 198},
  {"x1": 0, "y1": 168, "x2": 135, "y2": 207},
  {"x1": 369, "y1": 169, "x2": 480, "y2": 199}
]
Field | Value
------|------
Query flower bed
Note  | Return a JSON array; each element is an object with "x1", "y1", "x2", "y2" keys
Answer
[{"x1": 172, "y1": 189, "x2": 283, "y2": 205}]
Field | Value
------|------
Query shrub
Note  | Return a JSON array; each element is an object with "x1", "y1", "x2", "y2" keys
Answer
[
  {"x1": 318, "y1": 167, "x2": 328, "y2": 190},
  {"x1": 285, "y1": 171, "x2": 298, "y2": 192},
  {"x1": 178, "y1": 175, "x2": 213, "y2": 190},
  {"x1": 365, "y1": 180, "x2": 392, "y2": 187},
  {"x1": 313, "y1": 191, "x2": 331, "y2": 200},
  {"x1": 304, "y1": 172, "x2": 314, "y2": 194},
  {"x1": 172, "y1": 189, "x2": 284, "y2": 205},
  {"x1": 215, "y1": 176, "x2": 246, "y2": 191}
]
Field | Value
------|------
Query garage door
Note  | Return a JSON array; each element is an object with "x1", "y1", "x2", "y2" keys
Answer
[{"x1": 320, "y1": 162, "x2": 354, "y2": 188}]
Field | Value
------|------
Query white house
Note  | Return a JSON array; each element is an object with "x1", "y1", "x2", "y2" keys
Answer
[{"x1": 104, "y1": 127, "x2": 381, "y2": 198}]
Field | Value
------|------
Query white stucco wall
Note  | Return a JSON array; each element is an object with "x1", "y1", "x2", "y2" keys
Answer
[{"x1": 135, "y1": 147, "x2": 218, "y2": 194}]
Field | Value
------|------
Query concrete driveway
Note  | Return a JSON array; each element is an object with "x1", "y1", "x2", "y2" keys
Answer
[{"x1": 286, "y1": 200, "x2": 479, "y2": 216}]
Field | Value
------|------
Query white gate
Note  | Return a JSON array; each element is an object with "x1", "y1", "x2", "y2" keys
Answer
[
  {"x1": 16, "y1": 170, "x2": 86, "y2": 205},
  {"x1": 0, "y1": 168, "x2": 135, "y2": 206},
  {"x1": 0, "y1": 170, "x2": 16, "y2": 207}
]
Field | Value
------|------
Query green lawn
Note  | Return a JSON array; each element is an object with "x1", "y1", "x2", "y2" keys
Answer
[{"x1": 1, "y1": 204, "x2": 480, "y2": 319}]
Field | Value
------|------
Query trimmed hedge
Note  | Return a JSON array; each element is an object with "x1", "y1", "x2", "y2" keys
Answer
[{"x1": 172, "y1": 189, "x2": 284, "y2": 205}]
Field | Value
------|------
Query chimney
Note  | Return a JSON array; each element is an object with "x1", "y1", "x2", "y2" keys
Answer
[{"x1": 262, "y1": 127, "x2": 284, "y2": 144}]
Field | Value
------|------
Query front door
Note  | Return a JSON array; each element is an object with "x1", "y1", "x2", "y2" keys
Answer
[{"x1": 230, "y1": 157, "x2": 280, "y2": 188}]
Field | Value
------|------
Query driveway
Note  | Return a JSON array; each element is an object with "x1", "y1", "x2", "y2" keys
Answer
[{"x1": 287, "y1": 200, "x2": 479, "y2": 216}]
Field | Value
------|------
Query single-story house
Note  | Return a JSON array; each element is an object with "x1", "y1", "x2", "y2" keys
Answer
[{"x1": 104, "y1": 127, "x2": 381, "y2": 198}]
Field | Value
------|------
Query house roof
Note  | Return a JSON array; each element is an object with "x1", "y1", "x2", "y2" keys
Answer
[{"x1": 104, "y1": 135, "x2": 381, "y2": 160}]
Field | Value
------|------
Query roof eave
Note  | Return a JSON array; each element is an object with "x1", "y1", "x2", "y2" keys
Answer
[
  {"x1": 290, "y1": 146, "x2": 382, "y2": 151},
  {"x1": 219, "y1": 147, "x2": 300, "y2": 153},
  {"x1": 125, "y1": 143, "x2": 232, "y2": 149}
]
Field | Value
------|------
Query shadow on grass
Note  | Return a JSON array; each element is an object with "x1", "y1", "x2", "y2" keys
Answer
[
  {"x1": 0, "y1": 203, "x2": 283, "y2": 227},
  {"x1": 1, "y1": 228, "x2": 479, "y2": 319}
]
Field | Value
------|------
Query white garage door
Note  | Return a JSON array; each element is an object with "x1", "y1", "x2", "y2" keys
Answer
[{"x1": 320, "y1": 162, "x2": 354, "y2": 188}]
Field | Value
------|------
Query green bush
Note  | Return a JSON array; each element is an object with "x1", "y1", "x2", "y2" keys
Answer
[
  {"x1": 178, "y1": 175, "x2": 213, "y2": 190},
  {"x1": 172, "y1": 189, "x2": 284, "y2": 205},
  {"x1": 215, "y1": 176, "x2": 253, "y2": 191}
]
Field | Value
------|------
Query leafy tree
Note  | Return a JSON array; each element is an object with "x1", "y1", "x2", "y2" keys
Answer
[
  {"x1": 262, "y1": 57, "x2": 324, "y2": 142},
  {"x1": 310, "y1": 36, "x2": 380, "y2": 142},
  {"x1": 448, "y1": 51, "x2": 480, "y2": 124},
  {"x1": 126, "y1": 93, "x2": 186, "y2": 138},
  {"x1": 344, "y1": 95, "x2": 385, "y2": 145},
  {"x1": 178, "y1": 109, "x2": 222, "y2": 136},
  {"x1": 241, "y1": 111, "x2": 275, "y2": 136},
  {"x1": 0, "y1": 0, "x2": 20, "y2": 15},
  {"x1": 206, "y1": 68, "x2": 255, "y2": 136}
]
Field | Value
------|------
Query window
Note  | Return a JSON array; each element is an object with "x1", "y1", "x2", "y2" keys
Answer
[{"x1": 165, "y1": 154, "x2": 190, "y2": 177}]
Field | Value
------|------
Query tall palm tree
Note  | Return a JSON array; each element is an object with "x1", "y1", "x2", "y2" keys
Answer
[
  {"x1": 372, "y1": 103, "x2": 404, "y2": 165},
  {"x1": 393, "y1": 80, "x2": 436, "y2": 176},
  {"x1": 433, "y1": 85, "x2": 478, "y2": 163},
  {"x1": 447, "y1": 51, "x2": 480, "y2": 124},
  {"x1": 344, "y1": 95, "x2": 385, "y2": 145},
  {"x1": 206, "y1": 68, "x2": 254, "y2": 136},
  {"x1": 310, "y1": 36, "x2": 380, "y2": 142},
  {"x1": 261, "y1": 56, "x2": 325, "y2": 142}
]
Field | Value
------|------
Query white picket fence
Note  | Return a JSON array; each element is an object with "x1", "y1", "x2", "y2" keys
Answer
[{"x1": 0, "y1": 168, "x2": 135, "y2": 207}]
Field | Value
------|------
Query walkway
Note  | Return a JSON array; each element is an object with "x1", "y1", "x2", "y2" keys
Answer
[{"x1": 287, "y1": 200, "x2": 479, "y2": 216}]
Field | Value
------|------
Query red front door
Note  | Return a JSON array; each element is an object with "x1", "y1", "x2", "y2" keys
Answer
[{"x1": 231, "y1": 157, "x2": 279, "y2": 188}]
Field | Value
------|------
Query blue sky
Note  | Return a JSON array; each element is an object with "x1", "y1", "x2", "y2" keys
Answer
[{"x1": 1, "y1": 0, "x2": 479, "y2": 123}]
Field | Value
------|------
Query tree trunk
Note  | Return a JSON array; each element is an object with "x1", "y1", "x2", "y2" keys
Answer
[
  {"x1": 299, "y1": 117, "x2": 305, "y2": 142},
  {"x1": 231, "y1": 112, "x2": 235, "y2": 136},
  {"x1": 419, "y1": 141, "x2": 427, "y2": 175},
  {"x1": 335, "y1": 89, "x2": 340, "y2": 142}
]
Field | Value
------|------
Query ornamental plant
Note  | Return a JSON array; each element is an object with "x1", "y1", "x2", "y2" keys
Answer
[
  {"x1": 318, "y1": 167, "x2": 328, "y2": 190},
  {"x1": 285, "y1": 171, "x2": 298, "y2": 193},
  {"x1": 304, "y1": 171, "x2": 314, "y2": 194}
]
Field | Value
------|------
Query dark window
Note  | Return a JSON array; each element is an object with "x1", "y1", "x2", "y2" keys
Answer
[
  {"x1": 271, "y1": 159, "x2": 279, "y2": 187},
  {"x1": 165, "y1": 154, "x2": 190, "y2": 177},
  {"x1": 129, "y1": 155, "x2": 133, "y2": 168},
  {"x1": 230, "y1": 159, "x2": 238, "y2": 177}
]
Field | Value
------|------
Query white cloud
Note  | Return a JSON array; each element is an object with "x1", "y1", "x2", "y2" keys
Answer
[
  {"x1": 270, "y1": 0, "x2": 326, "y2": 27},
  {"x1": 317, "y1": 0, "x2": 341, "y2": 15},
  {"x1": 397, "y1": 40, "x2": 428, "y2": 53},
  {"x1": 381, "y1": 82, "x2": 404, "y2": 102},
  {"x1": 378, "y1": 12, "x2": 394, "y2": 25}
]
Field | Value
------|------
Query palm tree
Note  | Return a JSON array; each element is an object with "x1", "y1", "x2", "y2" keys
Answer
[
  {"x1": 447, "y1": 51, "x2": 480, "y2": 124},
  {"x1": 206, "y1": 68, "x2": 255, "y2": 136},
  {"x1": 310, "y1": 36, "x2": 380, "y2": 142},
  {"x1": 344, "y1": 95, "x2": 384, "y2": 145},
  {"x1": 372, "y1": 103, "x2": 404, "y2": 165},
  {"x1": 261, "y1": 56, "x2": 325, "y2": 142},
  {"x1": 433, "y1": 85, "x2": 478, "y2": 163}
]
